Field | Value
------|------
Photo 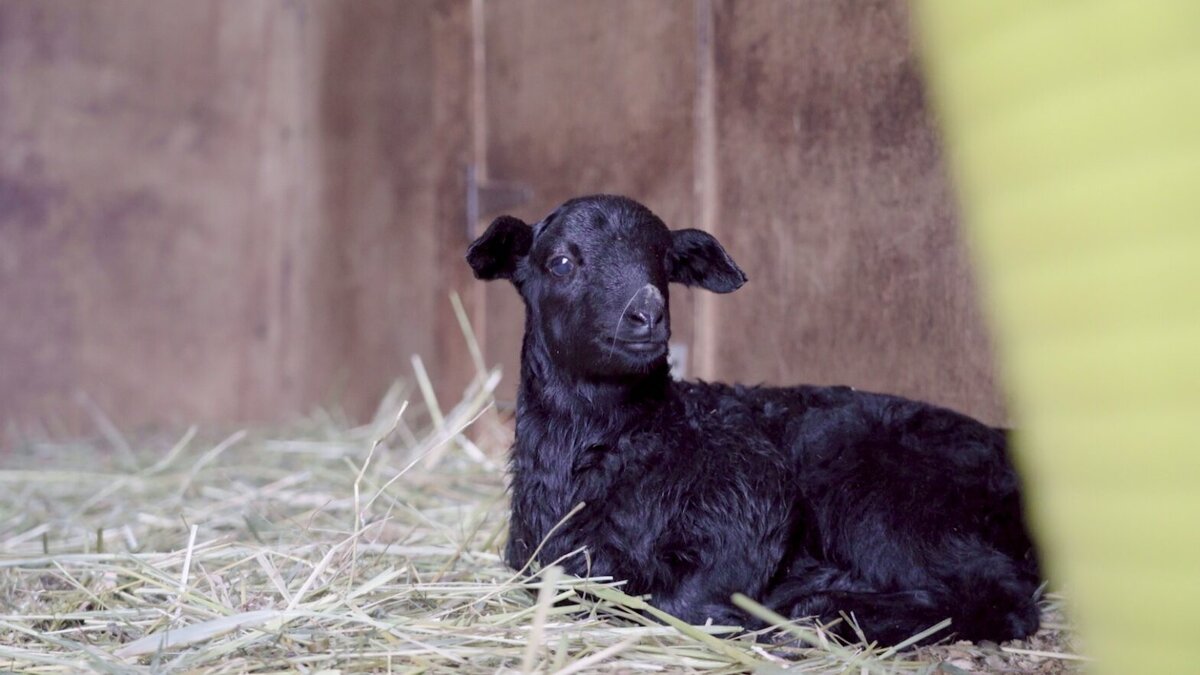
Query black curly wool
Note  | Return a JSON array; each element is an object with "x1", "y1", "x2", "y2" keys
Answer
[{"x1": 466, "y1": 195, "x2": 1041, "y2": 646}]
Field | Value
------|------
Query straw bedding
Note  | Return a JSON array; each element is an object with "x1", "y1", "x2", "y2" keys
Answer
[{"x1": 1, "y1": 366, "x2": 1082, "y2": 673}]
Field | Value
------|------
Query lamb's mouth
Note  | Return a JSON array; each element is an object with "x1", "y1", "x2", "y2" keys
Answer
[{"x1": 616, "y1": 339, "x2": 667, "y2": 355}]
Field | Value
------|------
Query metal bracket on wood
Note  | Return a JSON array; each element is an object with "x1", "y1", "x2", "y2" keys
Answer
[{"x1": 466, "y1": 164, "x2": 533, "y2": 239}]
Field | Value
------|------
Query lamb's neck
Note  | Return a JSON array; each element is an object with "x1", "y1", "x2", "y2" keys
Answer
[
  {"x1": 505, "y1": 331, "x2": 673, "y2": 566},
  {"x1": 516, "y1": 340, "x2": 670, "y2": 437}
]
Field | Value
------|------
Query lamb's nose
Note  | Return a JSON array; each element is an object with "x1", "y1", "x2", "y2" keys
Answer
[
  {"x1": 628, "y1": 306, "x2": 663, "y2": 329},
  {"x1": 622, "y1": 284, "x2": 666, "y2": 340}
]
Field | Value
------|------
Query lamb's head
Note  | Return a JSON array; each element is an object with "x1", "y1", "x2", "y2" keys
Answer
[{"x1": 466, "y1": 194, "x2": 746, "y2": 378}]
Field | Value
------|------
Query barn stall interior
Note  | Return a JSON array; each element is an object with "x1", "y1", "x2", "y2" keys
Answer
[{"x1": 14, "y1": 0, "x2": 1197, "y2": 672}]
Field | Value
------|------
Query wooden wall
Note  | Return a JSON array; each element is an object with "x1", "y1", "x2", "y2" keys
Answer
[
  {"x1": 710, "y1": 1, "x2": 1001, "y2": 419},
  {"x1": 0, "y1": 0, "x2": 1004, "y2": 436},
  {"x1": 0, "y1": 0, "x2": 475, "y2": 433},
  {"x1": 474, "y1": 0, "x2": 1003, "y2": 422}
]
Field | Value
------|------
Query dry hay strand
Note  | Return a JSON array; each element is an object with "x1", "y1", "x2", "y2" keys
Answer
[{"x1": 0, "y1": 369, "x2": 1083, "y2": 672}]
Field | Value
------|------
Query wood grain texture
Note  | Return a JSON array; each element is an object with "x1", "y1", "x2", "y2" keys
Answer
[
  {"x1": 481, "y1": 0, "x2": 699, "y2": 403},
  {"x1": 0, "y1": 1, "x2": 312, "y2": 431},
  {"x1": 429, "y1": 0, "x2": 481, "y2": 412},
  {"x1": 0, "y1": 1, "x2": 1004, "y2": 433},
  {"x1": 710, "y1": 0, "x2": 1004, "y2": 423},
  {"x1": 0, "y1": 1, "x2": 466, "y2": 432},
  {"x1": 307, "y1": 1, "x2": 442, "y2": 422}
]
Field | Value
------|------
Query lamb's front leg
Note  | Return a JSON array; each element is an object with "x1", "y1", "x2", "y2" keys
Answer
[
  {"x1": 644, "y1": 568, "x2": 756, "y2": 627},
  {"x1": 637, "y1": 528, "x2": 790, "y2": 627},
  {"x1": 537, "y1": 514, "x2": 776, "y2": 627}
]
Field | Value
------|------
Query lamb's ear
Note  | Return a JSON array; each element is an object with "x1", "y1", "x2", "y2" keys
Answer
[
  {"x1": 668, "y1": 228, "x2": 747, "y2": 293},
  {"x1": 466, "y1": 216, "x2": 533, "y2": 280}
]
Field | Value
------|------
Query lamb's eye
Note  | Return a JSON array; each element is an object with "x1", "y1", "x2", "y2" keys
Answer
[{"x1": 548, "y1": 256, "x2": 575, "y2": 277}]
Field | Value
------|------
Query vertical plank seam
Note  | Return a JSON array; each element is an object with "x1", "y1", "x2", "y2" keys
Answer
[
  {"x1": 693, "y1": 0, "x2": 719, "y2": 380},
  {"x1": 279, "y1": 2, "x2": 308, "y2": 417},
  {"x1": 244, "y1": 3, "x2": 288, "y2": 421},
  {"x1": 469, "y1": 0, "x2": 489, "y2": 358}
]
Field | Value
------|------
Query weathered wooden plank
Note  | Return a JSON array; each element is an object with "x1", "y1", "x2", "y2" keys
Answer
[
  {"x1": 0, "y1": 0, "x2": 315, "y2": 431},
  {"x1": 305, "y1": 1, "x2": 445, "y2": 422},
  {"x1": 430, "y1": 0, "x2": 481, "y2": 411},
  {"x1": 710, "y1": 0, "x2": 1004, "y2": 422},
  {"x1": 0, "y1": 1, "x2": 462, "y2": 432}
]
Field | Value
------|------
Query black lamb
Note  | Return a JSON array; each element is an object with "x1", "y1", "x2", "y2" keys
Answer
[{"x1": 465, "y1": 194, "x2": 1041, "y2": 646}]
